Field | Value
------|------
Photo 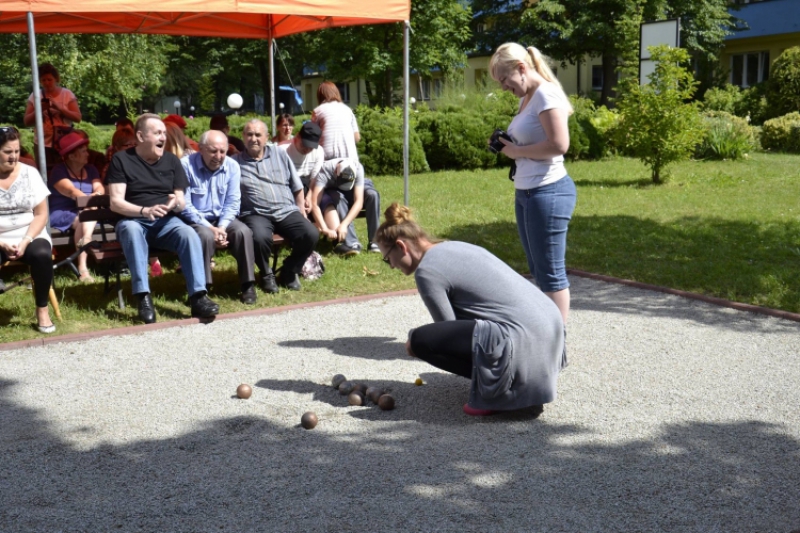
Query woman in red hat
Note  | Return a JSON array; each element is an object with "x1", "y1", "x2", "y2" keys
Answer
[{"x1": 49, "y1": 131, "x2": 104, "y2": 282}]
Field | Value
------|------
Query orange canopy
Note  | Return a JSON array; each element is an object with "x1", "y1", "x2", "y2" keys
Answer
[{"x1": 0, "y1": 0, "x2": 410, "y2": 39}]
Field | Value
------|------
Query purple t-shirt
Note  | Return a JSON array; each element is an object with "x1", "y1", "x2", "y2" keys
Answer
[{"x1": 48, "y1": 163, "x2": 99, "y2": 214}]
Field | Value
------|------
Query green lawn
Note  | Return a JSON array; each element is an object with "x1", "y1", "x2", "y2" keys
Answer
[{"x1": 2, "y1": 152, "x2": 799, "y2": 343}]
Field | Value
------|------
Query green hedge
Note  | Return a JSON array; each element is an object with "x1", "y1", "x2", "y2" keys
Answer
[
  {"x1": 761, "y1": 112, "x2": 800, "y2": 153},
  {"x1": 355, "y1": 106, "x2": 429, "y2": 176}
]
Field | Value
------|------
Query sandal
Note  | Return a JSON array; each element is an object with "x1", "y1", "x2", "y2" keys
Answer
[
  {"x1": 78, "y1": 270, "x2": 95, "y2": 283},
  {"x1": 37, "y1": 323, "x2": 56, "y2": 334},
  {"x1": 463, "y1": 404, "x2": 498, "y2": 417}
]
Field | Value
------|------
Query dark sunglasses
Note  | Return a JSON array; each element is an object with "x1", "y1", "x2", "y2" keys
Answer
[
  {"x1": 0, "y1": 126, "x2": 19, "y2": 134},
  {"x1": 382, "y1": 241, "x2": 397, "y2": 264}
]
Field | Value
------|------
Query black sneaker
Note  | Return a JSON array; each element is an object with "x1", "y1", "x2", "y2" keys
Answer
[
  {"x1": 241, "y1": 283, "x2": 257, "y2": 304},
  {"x1": 260, "y1": 272, "x2": 279, "y2": 293},
  {"x1": 333, "y1": 242, "x2": 360, "y2": 257},
  {"x1": 137, "y1": 293, "x2": 156, "y2": 324},
  {"x1": 278, "y1": 272, "x2": 301, "y2": 291},
  {"x1": 367, "y1": 242, "x2": 381, "y2": 253},
  {"x1": 189, "y1": 292, "x2": 219, "y2": 318}
]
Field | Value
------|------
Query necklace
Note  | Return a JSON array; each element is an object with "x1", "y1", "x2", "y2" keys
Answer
[{"x1": 66, "y1": 164, "x2": 85, "y2": 182}]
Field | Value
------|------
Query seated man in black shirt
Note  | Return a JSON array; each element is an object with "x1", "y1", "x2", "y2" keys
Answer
[{"x1": 106, "y1": 113, "x2": 219, "y2": 323}]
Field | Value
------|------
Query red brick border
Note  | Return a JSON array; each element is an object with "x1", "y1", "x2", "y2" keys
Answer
[{"x1": 4, "y1": 270, "x2": 798, "y2": 353}]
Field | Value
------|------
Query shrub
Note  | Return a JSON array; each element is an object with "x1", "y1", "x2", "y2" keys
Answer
[
  {"x1": 739, "y1": 84, "x2": 770, "y2": 125},
  {"x1": 703, "y1": 84, "x2": 742, "y2": 115},
  {"x1": 766, "y1": 46, "x2": 800, "y2": 117},
  {"x1": 695, "y1": 111, "x2": 757, "y2": 160},
  {"x1": 614, "y1": 46, "x2": 705, "y2": 184},
  {"x1": 416, "y1": 110, "x2": 500, "y2": 170},
  {"x1": 355, "y1": 105, "x2": 429, "y2": 175},
  {"x1": 760, "y1": 112, "x2": 800, "y2": 153},
  {"x1": 566, "y1": 95, "x2": 620, "y2": 160}
]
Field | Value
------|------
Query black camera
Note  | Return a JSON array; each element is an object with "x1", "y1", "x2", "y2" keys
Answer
[
  {"x1": 488, "y1": 129, "x2": 513, "y2": 153},
  {"x1": 41, "y1": 97, "x2": 51, "y2": 110}
]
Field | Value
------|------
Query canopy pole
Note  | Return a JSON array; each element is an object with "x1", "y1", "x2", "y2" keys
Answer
[
  {"x1": 26, "y1": 12, "x2": 47, "y2": 182},
  {"x1": 402, "y1": 20, "x2": 410, "y2": 206},
  {"x1": 269, "y1": 38, "x2": 276, "y2": 137}
]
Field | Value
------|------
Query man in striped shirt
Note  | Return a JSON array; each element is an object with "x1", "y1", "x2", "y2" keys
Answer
[{"x1": 233, "y1": 119, "x2": 319, "y2": 293}]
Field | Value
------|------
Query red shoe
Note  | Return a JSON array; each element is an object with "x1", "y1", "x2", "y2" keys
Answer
[
  {"x1": 150, "y1": 259, "x2": 163, "y2": 277},
  {"x1": 463, "y1": 403, "x2": 498, "y2": 417}
]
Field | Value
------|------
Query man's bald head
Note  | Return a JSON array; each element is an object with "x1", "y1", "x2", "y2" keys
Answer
[{"x1": 198, "y1": 129, "x2": 229, "y2": 171}]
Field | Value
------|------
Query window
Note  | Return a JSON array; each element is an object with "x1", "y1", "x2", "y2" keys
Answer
[
  {"x1": 730, "y1": 51, "x2": 769, "y2": 87},
  {"x1": 420, "y1": 78, "x2": 444, "y2": 101},
  {"x1": 591, "y1": 65, "x2": 603, "y2": 91},
  {"x1": 335, "y1": 82, "x2": 350, "y2": 104}
]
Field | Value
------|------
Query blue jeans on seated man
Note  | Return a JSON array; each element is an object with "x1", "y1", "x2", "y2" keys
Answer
[{"x1": 116, "y1": 214, "x2": 207, "y2": 296}]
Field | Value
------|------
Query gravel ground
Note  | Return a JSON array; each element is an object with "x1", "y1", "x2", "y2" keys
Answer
[{"x1": 1, "y1": 276, "x2": 799, "y2": 533}]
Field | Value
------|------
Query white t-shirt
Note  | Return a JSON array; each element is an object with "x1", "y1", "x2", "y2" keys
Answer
[
  {"x1": 506, "y1": 82, "x2": 570, "y2": 190},
  {"x1": 0, "y1": 165, "x2": 51, "y2": 245},
  {"x1": 312, "y1": 101, "x2": 360, "y2": 162},
  {"x1": 27, "y1": 88, "x2": 78, "y2": 147},
  {"x1": 281, "y1": 142, "x2": 324, "y2": 189}
]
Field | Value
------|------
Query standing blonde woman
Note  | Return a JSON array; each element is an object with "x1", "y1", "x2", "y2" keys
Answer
[{"x1": 489, "y1": 43, "x2": 577, "y2": 324}]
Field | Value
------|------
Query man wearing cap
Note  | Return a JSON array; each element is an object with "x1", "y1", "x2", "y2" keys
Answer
[
  {"x1": 309, "y1": 158, "x2": 381, "y2": 256},
  {"x1": 107, "y1": 113, "x2": 219, "y2": 323},
  {"x1": 280, "y1": 121, "x2": 324, "y2": 215},
  {"x1": 234, "y1": 119, "x2": 319, "y2": 293},
  {"x1": 181, "y1": 130, "x2": 257, "y2": 304},
  {"x1": 210, "y1": 114, "x2": 246, "y2": 155},
  {"x1": 163, "y1": 114, "x2": 200, "y2": 152}
]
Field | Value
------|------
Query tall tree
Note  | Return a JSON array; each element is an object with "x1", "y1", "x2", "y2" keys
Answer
[
  {"x1": 470, "y1": 0, "x2": 528, "y2": 54},
  {"x1": 294, "y1": 0, "x2": 472, "y2": 107},
  {"x1": 520, "y1": 0, "x2": 737, "y2": 106}
]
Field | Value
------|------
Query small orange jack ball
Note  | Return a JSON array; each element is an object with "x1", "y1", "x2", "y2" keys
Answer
[{"x1": 236, "y1": 384, "x2": 252, "y2": 399}]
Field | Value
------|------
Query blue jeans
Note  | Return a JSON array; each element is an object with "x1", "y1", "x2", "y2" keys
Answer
[
  {"x1": 116, "y1": 215, "x2": 206, "y2": 296},
  {"x1": 514, "y1": 175, "x2": 576, "y2": 293}
]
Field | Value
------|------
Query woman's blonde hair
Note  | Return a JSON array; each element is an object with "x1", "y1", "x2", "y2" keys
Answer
[
  {"x1": 489, "y1": 43, "x2": 572, "y2": 113},
  {"x1": 164, "y1": 122, "x2": 191, "y2": 158},
  {"x1": 376, "y1": 203, "x2": 440, "y2": 248}
]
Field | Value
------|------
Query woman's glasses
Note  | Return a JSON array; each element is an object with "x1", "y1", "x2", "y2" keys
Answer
[{"x1": 382, "y1": 241, "x2": 397, "y2": 264}]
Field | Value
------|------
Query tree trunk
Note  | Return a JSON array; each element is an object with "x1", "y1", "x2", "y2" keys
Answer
[{"x1": 601, "y1": 51, "x2": 618, "y2": 107}]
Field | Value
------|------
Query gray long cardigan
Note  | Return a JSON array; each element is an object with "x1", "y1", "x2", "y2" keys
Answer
[{"x1": 414, "y1": 241, "x2": 566, "y2": 411}]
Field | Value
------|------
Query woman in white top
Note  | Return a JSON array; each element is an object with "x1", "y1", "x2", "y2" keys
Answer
[
  {"x1": 24, "y1": 63, "x2": 82, "y2": 149},
  {"x1": 311, "y1": 81, "x2": 361, "y2": 162},
  {"x1": 489, "y1": 43, "x2": 577, "y2": 324},
  {"x1": 0, "y1": 127, "x2": 55, "y2": 333}
]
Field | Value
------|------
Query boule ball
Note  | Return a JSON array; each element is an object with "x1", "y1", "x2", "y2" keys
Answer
[
  {"x1": 352, "y1": 383, "x2": 368, "y2": 395},
  {"x1": 301, "y1": 411, "x2": 318, "y2": 429},
  {"x1": 365, "y1": 387, "x2": 383, "y2": 403},
  {"x1": 338, "y1": 381, "x2": 354, "y2": 395},
  {"x1": 414, "y1": 377, "x2": 424, "y2": 386},
  {"x1": 348, "y1": 391, "x2": 365, "y2": 406},
  {"x1": 378, "y1": 394, "x2": 395, "y2": 410},
  {"x1": 331, "y1": 374, "x2": 347, "y2": 389},
  {"x1": 236, "y1": 384, "x2": 252, "y2": 399}
]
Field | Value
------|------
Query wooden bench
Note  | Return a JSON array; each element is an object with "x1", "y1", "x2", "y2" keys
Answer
[{"x1": 75, "y1": 195, "x2": 285, "y2": 308}]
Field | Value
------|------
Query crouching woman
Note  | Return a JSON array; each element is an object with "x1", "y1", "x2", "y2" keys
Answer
[{"x1": 377, "y1": 202, "x2": 566, "y2": 416}]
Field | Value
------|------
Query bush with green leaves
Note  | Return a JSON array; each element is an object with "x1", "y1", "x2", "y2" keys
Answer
[
  {"x1": 766, "y1": 46, "x2": 800, "y2": 118},
  {"x1": 615, "y1": 46, "x2": 705, "y2": 184},
  {"x1": 565, "y1": 95, "x2": 620, "y2": 160},
  {"x1": 703, "y1": 84, "x2": 770, "y2": 125},
  {"x1": 355, "y1": 105, "x2": 429, "y2": 176},
  {"x1": 695, "y1": 111, "x2": 757, "y2": 160},
  {"x1": 416, "y1": 109, "x2": 501, "y2": 170},
  {"x1": 760, "y1": 112, "x2": 800, "y2": 153}
]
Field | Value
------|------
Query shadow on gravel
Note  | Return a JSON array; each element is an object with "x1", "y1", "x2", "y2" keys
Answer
[
  {"x1": 278, "y1": 336, "x2": 407, "y2": 360},
  {"x1": 2, "y1": 375, "x2": 800, "y2": 532}
]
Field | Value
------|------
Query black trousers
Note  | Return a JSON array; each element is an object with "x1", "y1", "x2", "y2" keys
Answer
[
  {"x1": 191, "y1": 219, "x2": 255, "y2": 286},
  {"x1": 240, "y1": 210, "x2": 319, "y2": 277},
  {"x1": 0, "y1": 238, "x2": 53, "y2": 307},
  {"x1": 409, "y1": 320, "x2": 476, "y2": 379}
]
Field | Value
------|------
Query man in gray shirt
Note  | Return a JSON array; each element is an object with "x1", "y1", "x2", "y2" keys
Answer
[{"x1": 233, "y1": 119, "x2": 319, "y2": 292}]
